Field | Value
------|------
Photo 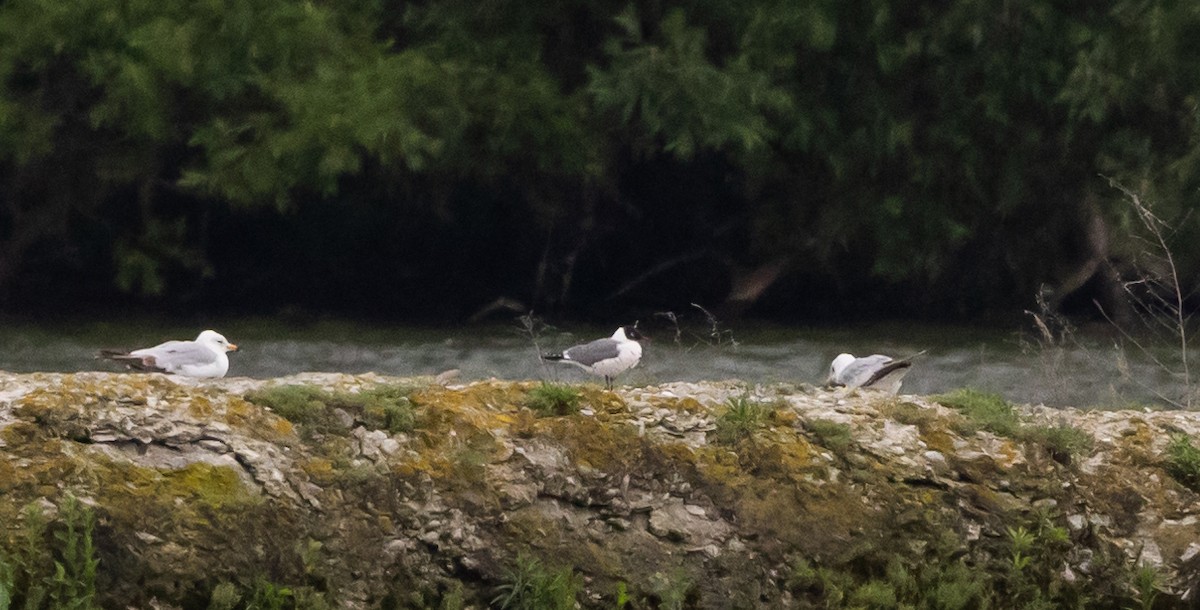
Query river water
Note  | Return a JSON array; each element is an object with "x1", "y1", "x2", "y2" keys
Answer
[{"x1": 0, "y1": 318, "x2": 1192, "y2": 408}]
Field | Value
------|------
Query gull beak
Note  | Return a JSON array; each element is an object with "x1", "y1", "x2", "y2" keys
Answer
[{"x1": 227, "y1": 344, "x2": 239, "y2": 352}]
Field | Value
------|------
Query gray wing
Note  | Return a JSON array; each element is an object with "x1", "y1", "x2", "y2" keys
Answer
[
  {"x1": 564, "y1": 338, "x2": 622, "y2": 367},
  {"x1": 839, "y1": 355, "x2": 898, "y2": 387},
  {"x1": 133, "y1": 341, "x2": 217, "y2": 368}
]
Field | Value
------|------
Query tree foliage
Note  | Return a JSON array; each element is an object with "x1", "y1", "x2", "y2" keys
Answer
[{"x1": 2, "y1": 0, "x2": 1200, "y2": 319}]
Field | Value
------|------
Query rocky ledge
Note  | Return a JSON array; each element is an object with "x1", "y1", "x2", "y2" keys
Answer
[{"x1": 1, "y1": 371, "x2": 1199, "y2": 608}]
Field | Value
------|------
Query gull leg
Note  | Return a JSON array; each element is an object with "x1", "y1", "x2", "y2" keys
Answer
[{"x1": 605, "y1": 376, "x2": 613, "y2": 391}]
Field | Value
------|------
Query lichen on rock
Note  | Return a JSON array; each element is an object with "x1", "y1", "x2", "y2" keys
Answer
[{"x1": 1, "y1": 372, "x2": 1199, "y2": 607}]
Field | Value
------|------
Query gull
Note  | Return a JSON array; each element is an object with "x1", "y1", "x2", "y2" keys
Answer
[
  {"x1": 543, "y1": 326, "x2": 644, "y2": 390},
  {"x1": 826, "y1": 351, "x2": 922, "y2": 394},
  {"x1": 98, "y1": 330, "x2": 238, "y2": 378}
]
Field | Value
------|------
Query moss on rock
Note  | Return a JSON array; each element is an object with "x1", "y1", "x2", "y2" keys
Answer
[{"x1": 0, "y1": 373, "x2": 1197, "y2": 608}]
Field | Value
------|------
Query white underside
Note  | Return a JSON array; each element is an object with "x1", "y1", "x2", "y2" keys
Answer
[{"x1": 131, "y1": 347, "x2": 229, "y2": 378}]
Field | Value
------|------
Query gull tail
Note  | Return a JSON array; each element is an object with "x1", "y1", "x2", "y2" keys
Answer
[
  {"x1": 864, "y1": 360, "x2": 913, "y2": 387},
  {"x1": 542, "y1": 353, "x2": 566, "y2": 362},
  {"x1": 97, "y1": 350, "x2": 163, "y2": 373}
]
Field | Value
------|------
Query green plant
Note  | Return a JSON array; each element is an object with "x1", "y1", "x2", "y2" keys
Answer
[
  {"x1": 492, "y1": 552, "x2": 581, "y2": 610},
  {"x1": 0, "y1": 496, "x2": 99, "y2": 610},
  {"x1": 849, "y1": 580, "x2": 897, "y2": 608},
  {"x1": 0, "y1": 558, "x2": 13, "y2": 610},
  {"x1": 246, "y1": 578, "x2": 293, "y2": 610},
  {"x1": 47, "y1": 494, "x2": 99, "y2": 610},
  {"x1": 806, "y1": 419, "x2": 853, "y2": 451},
  {"x1": 648, "y1": 569, "x2": 691, "y2": 610},
  {"x1": 524, "y1": 383, "x2": 583, "y2": 417},
  {"x1": 1026, "y1": 424, "x2": 1094, "y2": 464},
  {"x1": 614, "y1": 581, "x2": 630, "y2": 609},
  {"x1": 1130, "y1": 564, "x2": 1160, "y2": 610},
  {"x1": 207, "y1": 582, "x2": 241, "y2": 610},
  {"x1": 438, "y1": 581, "x2": 465, "y2": 610},
  {"x1": 291, "y1": 587, "x2": 331, "y2": 610},
  {"x1": 713, "y1": 395, "x2": 773, "y2": 444},
  {"x1": 933, "y1": 389, "x2": 1021, "y2": 437},
  {"x1": 1165, "y1": 434, "x2": 1200, "y2": 492},
  {"x1": 785, "y1": 558, "x2": 852, "y2": 606},
  {"x1": 12, "y1": 502, "x2": 50, "y2": 610},
  {"x1": 916, "y1": 561, "x2": 985, "y2": 610},
  {"x1": 1008, "y1": 526, "x2": 1035, "y2": 573}
]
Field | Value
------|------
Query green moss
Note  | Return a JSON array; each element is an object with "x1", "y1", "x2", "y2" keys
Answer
[
  {"x1": 933, "y1": 388, "x2": 1020, "y2": 437},
  {"x1": 880, "y1": 400, "x2": 941, "y2": 431},
  {"x1": 806, "y1": 419, "x2": 852, "y2": 452},
  {"x1": 524, "y1": 383, "x2": 582, "y2": 417},
  {"x1": 245, "y1": 383, "x2": 417, "y2": 436},
  {"x1": 245, "y1": 386, "x2": 328, "y2": 425},
  {"x1": 541, "y1": 417, "x2": 644, "y2": 472},
  {"x1": 94, "y1": 461, "x2": 260, "y2": 538}
]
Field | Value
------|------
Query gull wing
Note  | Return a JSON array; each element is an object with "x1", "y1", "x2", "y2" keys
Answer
[{"x1": 564, "y1": 338, "x2": 622, "y2": 367}]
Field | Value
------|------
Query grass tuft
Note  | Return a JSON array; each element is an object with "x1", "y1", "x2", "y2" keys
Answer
[
  {"x1": 713, "y1": 395, "x2": 774, "y2": 444},
  {"x1": 524, "y1": 383, "x2": 583, "y2": 417},
  {"x1": 1025, "y1": 424, "x2": 1094, "y2": 465},
  {"x1": 1165, "y1": 434, "x2": 1200, "y2": 492},
  {"x1": 933, "y1": 389, "x2": 1020, "y2": 437},
  {"x1": 492, "y1": 552, "x2": 581, "y2": 610}
]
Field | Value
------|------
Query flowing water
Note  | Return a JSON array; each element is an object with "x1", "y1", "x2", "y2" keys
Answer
[{"x1": 0, "y1": 317, "x2": 1191, "y2": 408}]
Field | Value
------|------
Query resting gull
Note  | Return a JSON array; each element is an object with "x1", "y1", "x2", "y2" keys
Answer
[
  {"x1": 825, "y1": 352, "x2": 920, "y2": 394},
  {"x1": 543, "y1": 326, "x2": 644, "y2": 390},
  {"x1": 99, "y1": 330, "x2": 238, "y2": 378}
]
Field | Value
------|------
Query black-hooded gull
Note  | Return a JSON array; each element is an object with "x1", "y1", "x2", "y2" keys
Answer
[
  {"x1": 825, "y1": 352, "x2": 917, "y2": 394},
  {"x1": 543, "y1": 326, "x2": 644, "y2": 390},
  {"x1": 99, "y1": 330, "x2": 238, "y2": 378}
]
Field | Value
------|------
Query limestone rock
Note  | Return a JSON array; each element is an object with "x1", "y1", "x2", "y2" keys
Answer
[{"x1": 1, "y1": 372, "x2": 1199, "y2": 608}]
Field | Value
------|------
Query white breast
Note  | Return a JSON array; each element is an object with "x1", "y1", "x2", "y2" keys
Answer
[
  {"x1": 590, "y1": 341, "x2": 642, "y2": 377},
  {"x1": 176, "y1": 352, "x2": 230, "y2": 378}
]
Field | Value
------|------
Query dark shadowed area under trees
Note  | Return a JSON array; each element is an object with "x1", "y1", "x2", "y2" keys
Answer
[{"x1": 3, "y1": 0, "x2": 1200, "y2": 323}]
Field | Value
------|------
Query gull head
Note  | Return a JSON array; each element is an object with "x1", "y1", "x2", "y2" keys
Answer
[
  {"x1": 196, "y1": 330, "x2": 238, "y2": 352},
  {"x1": 827, "y1": 353, "x2": 855, "y2": 385},
  {"x1": 621, "y1": 326, "x2": 645, "y2": 341}
]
